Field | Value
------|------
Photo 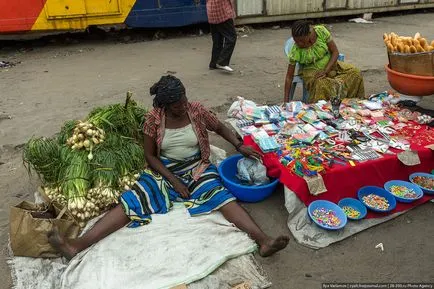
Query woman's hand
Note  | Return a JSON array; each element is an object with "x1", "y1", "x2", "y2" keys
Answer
[
  {"x1": 171, "y1": 179, "x2": 190, "y2": 199},
  {"x1": 315, "y1": 70, "x2": 327, "y2": 79},
  {"x1": 238, "y1": 145, "x2": 263, "y2": 160}
]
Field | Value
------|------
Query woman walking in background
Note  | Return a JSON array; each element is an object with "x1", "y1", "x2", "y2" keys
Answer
[{"x1": 284, "y1": 20, "x2": 365, "y2": 103}]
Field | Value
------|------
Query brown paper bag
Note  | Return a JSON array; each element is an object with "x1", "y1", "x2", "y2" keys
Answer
[
  {"x1": 304, "y1": 174, "x2": 327, "y2": 196},
  {"x1": 9, "y1": 201, "x2": 80, "y2": 258},
  {"x1": 397, "y1": 150, "x2": 421, "y2": 166}
]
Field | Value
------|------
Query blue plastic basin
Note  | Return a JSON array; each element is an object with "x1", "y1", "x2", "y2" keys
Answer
[
  {"x1": 338, "y1": 198, "x2": 367, "y2": 220},
  {"x1": 357, "y1": 186, "x2": 396, "y2": 213},
  {"x1": 384, "y1": 180, "x2": 424, "y2": 203},
  {"x1": 308, "y1": 200, "x2": 347, "y2": 230},
  {"x1": 409, "y1": 172, "x2": 434, "y2": 195},
  {"x1": 218, "y1": 154, "x2": 279, "y2": 203}
]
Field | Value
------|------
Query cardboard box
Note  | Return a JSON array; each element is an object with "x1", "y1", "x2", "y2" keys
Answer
[{"x1": 388, "y1": 51, "x2": 434, "y2": 76}]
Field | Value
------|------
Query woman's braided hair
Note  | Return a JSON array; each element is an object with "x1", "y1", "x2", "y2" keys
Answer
[
  {"x1": 150, "y1": 75, "x2": 186, "y2": 108},
  {"x1": 291, "y1": 20, "x2": 313, "y2": 38}
]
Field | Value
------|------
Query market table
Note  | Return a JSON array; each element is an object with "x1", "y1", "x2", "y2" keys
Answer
[
  {"x1": 225, "y1": 98, "x2": 434, "y2": 248},
  {"x1": 244, "y1": 132, "x2": 434, "y2": 219},
  {"x1": 227, "y1": 117, "x2": 434, "y2": 218}
]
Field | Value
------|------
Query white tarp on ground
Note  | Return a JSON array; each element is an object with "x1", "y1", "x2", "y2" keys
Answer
[
  {"x1": 284, "y1": 187, "x2": 410, "y2": 249},
  {"x1": 9, "y1": 203, "x2": 271, "y2": 289}
]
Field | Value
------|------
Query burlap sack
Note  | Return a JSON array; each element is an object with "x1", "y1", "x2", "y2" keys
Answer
[{"x1": 9, "y1": 201, "x2": 80, "y2": 258}]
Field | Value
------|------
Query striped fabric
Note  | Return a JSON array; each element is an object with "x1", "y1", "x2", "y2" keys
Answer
[{"x1": 119, "y1": 155, "x2": 236, "y2": 228}]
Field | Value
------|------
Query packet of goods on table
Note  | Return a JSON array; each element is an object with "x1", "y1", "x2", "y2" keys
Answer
[
  {"x1": 251, "y1": 128, "x2": 269, "y2": 142},
  {"x1": 286, "y1": 101, "x2": 304, "y2": 113},
  {"x1": 227, "y1": 96, "x2": 257, "y2": 119},
  {"x1": 258, "y1": 137, "x2": 280, "y2": 153}
]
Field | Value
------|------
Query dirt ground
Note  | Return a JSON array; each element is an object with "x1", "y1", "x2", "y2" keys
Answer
[{"x1": 1, "y1": 12, "x2": 434, "y2": 289}]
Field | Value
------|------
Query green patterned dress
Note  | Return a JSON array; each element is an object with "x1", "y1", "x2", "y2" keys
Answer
[{"x1": 288, "y1": 25, "x2": 365, "y2": 103}]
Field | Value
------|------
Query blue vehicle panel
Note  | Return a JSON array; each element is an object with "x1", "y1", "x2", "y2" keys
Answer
[{"x1": 126, "y1": 0, "x2": 208, "y2": 28}]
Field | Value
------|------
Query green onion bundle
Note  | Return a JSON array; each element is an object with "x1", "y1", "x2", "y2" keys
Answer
[
  {"x1": 89, "y1": 149, "x2": 121, "y2": 210},
  {"x1": 23, "y1": 137, "x2": 62, "y2": 184},
  {"x1": 24, "y1": 92, "x2": 147, "y2": 227}
]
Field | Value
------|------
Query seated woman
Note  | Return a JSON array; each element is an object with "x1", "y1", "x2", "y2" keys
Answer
[
  {"x1": 284, "y1": 20, "x2": 365, "y2": 103},
  {"x1": 49, "y1": 75, "x2": 290, "y2": 259}
]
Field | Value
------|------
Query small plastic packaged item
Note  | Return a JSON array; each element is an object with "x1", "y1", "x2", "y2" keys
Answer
[
  {"x1": 268, "y1": 112, "x2": 280, "y2": 123},
  {"x1": 363, "y1": 100, "x2": 383, "y2": 111},
  {"x1": 241, "y1": 125, "x2": 258, "y2": 135},
  {"x1": 324, "y1": 125, "x2": 339, "y2": 137},
  {"x1": 265, "y1": 105, "x2": 282, "y2": 116},
  {"x1": 236, "y1": 119, "x2": 254, "y2": 128},
  {"x1": 243, "y1": 107, "x2": 264, "y2": 120},
  {"x1": 318, "y1": 132, "x2": 329, "y2": 140},
  {"x1": 302, "y1": 123, "x2": 318, "y2": 134},
  {"x1": 357, "y1": 109, "x2": 371, "y2": 117},
  {"x1": 301, "y1": 110, "x2": 318, "y2": 123},
  {"x1": 263, "y1": 123, "x2": 280, "y2": 134},
  {"x1": 312, "y1": 121, "x2": 327, "y2": 130},
  {"x1": 293, "y1": 133, "x2": 317, "y2": 144},
  {"x1": 280, "y1": 123, "x2": 304, "y2": 136},
  {"x1": 317, "y1": 111, "x2": 334, "y2": 120},
  {"x1": 258, "y1": 136, "x2": 280, "y2": 153},
  {"x1": 227, "y1": 96, "x2": 257, "y2": 119},
  {"x1": 281, "y1": 111, "x2": 294, "y2": 119},
  {"x1": 254, "y1": 118, "x2": 271, "y2": 126},
  {"x1": 287, "y1": 101, "x2": 303, "y2": 113},
  {"x1": 237, "y1": 157, "x2": 270, "y2": 186},
  {"x1": 252, "y1": 128, "x2": 269, "y2": 142},
  {"x1": 370, "y1": 111, "x2": 384, "y2": 118}
]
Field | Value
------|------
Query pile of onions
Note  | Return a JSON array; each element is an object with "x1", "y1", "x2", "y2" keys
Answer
[
  {"x1": 44, "y1": 187, "x2": 100, "y2": 227},
  {"x1": 119, "y1": 173, "x2": 140, "y2": 190},
  {"x1": 43, "y1": 186, "x2": 67, "y2": 206},
  {"x1": 66, "y1": 121, "x2": 105, "y2": 160},
  {"x1": 67, "y1": 196, "x2": 99, "y2": 227},
  {"x1": 87, "y1": 187, "x2": 121, "y2": 211}
]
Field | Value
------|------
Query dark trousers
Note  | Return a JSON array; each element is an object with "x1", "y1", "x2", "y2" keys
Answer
[{"x1": 209, "y1": 19, "x2": 237, "y2": 67}]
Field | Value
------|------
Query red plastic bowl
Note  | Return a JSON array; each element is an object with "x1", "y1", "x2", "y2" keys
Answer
[{"x1": 385, "y1": 64, "x2": 434, "y2": 96}]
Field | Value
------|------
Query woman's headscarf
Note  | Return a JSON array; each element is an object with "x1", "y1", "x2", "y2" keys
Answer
[{"x1": 150, "y1": 75, "x2": 186, "y2": 108}]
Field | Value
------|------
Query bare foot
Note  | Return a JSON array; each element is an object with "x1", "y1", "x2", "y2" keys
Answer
[
  {"x1": 48, "y1": 227, "x2": 78, "y2": 260},
  {"x1": 259, "y1": 235, "x2": 290, "y2": 257}
]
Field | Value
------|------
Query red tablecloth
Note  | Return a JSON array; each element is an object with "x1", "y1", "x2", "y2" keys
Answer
[{"x1": 244, "y1": 136, "x2": 434, "y2": 218}]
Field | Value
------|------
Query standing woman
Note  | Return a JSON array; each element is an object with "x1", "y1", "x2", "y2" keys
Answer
[
  {"x1": 284, "y1": 20, "x2": 365, "y2": 103},
  {"x1": 206, "y1": 0, "x2": 237, "y2": 72},
  {"x1": 49, "y1": 75, "x2": 290, "y2": 260}
]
